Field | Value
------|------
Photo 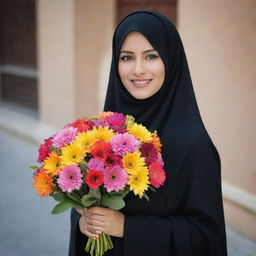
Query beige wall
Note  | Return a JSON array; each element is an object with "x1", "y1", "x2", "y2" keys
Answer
[
  {"x1": 178, "y1": 0, "x2": 256, "y2": 239},
  {"x1": 37, "y1": 0, "x2": 115, "y2": 129}
]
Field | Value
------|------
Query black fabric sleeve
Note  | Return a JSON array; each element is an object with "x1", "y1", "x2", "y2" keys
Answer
[{"x1": 123, "y1": 138, "x2": 227, "y2": 256}]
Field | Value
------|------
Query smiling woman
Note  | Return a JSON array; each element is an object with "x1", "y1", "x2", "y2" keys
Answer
[
  {"x1": 118, "y1": 31, "x2": 165, "y2": 99},
  {"x1": 69, "y1": 10, "x2": 227, "y2": 256}
]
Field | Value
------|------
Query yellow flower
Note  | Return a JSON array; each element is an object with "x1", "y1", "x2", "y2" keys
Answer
[
  {"x1": 43, "y1": 152, "x2": 62, "y2": 175},
  {"x1": 91, "y1": 126, "x2": 114, "y2": 142},
  {"x1": 122, "y1": 151, "x2": 145, "y2": 174},
  {"x1": 74, "y1": 131, "x2": 96, "y2": 152},
  {"x1": 60, "y1": 142, "x2": 86, "y2": 166},
  {"x1": 128, "y1": 123, "x2": 152, "y2": 143},
  {"x1": 128, "y1": 167, "x2": 149, "y2": 198}
]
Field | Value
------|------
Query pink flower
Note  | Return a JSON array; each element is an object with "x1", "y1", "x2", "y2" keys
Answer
[
  {"x1": 103, "y1": 165, "x2": 128, "y2": 192},
  {"x1": 93, "y1": 120, "x2": 109, "y2": 127},
  {"x1": 37, "y1": 137, "x2": 53, "y2": 162},
  {"x1": 110, "y1": 133, "x2": 140, "y2": 156},
  {"x1": 157, "y1": 154, "x2": 164, "y2": 166},
  {"x1": 87, "y1": 158, "x2": 105, "y2": 172},
  {"x1": 57, "y1": 165, "x2": 83, "y2": 192},
  {"x1": 149, "y1": 162, "x2": 166, "y2": 188},
  {"x1": 106, "y1": 113, "x2": 126, "y2": 126},
  {"x1": 106, "y1": 113, "x2": 127, "y2": 133},
  {"x1": 52, "y1": 127, "x2": 78, "y2": 148},
  {"x1": 140, "y1": 143, "x2": 158, "y2": 166}
]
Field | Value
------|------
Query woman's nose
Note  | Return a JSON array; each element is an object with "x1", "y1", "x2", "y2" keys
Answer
[{"x1": 133, "y1": 59, "x2": 146, "y2": 76}]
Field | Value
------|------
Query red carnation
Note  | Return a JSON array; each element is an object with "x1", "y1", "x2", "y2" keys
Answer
[
  {"x1": 149, "y1": 162, "x2": 166, "y2": 188},
  {"x1": 71, "y1": 119, "x2": 94, "y2": 132},
  {"x1": 85, "y1": 170, "x2": 104, "y2": 189},
  {"x1": 37, "y1": 137, "x2": 53, "y2": 163},
  {"x1": 90, "y1": 141, "x2": 111, "y2": 161}
]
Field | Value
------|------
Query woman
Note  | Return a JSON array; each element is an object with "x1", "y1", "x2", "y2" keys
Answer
[{"x1": 69, "y1": 10, "x2": 227, "y2": 256}]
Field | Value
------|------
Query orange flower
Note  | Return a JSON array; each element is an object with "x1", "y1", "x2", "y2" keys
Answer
[
  {"x1": 98, "y1": 111, "x2": 114, "y2": 120},
  {"x1": 151, "y1": 133, "x2": 162, "y2": 152},
  {"x1": 33, "y1": 169, "x2": 54, "y2": 197}
]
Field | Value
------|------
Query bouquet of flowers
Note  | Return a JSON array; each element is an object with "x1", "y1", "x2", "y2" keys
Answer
[{"x1": 30, "y1": 112, "x2": 166, "y2": 256}]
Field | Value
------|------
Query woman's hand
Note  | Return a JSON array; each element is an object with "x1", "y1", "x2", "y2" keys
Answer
[{"x1": 76, "y1": 207, "x2": 125, "y2": 238}]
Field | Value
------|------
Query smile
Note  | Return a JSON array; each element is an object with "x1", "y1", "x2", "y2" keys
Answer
[{"x1": 131, "y1": 79, "x2": 152, "y2": 88}]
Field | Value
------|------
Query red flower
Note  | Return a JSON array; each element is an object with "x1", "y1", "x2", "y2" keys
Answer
[
  {"x1": 71, "y1": 119, "x2": 94, "y2": 132},
  {"x1": 85, "y1": 170, "x2": 104, "y2": 189},
  {"x1": 37, "y1": 137, "x2": 53, "y2": 163},
  {"x1": 105, "y1": 154, "x2": 122, "y2": 167},
  {"x1": 149, "y1": 162, "x2": 166, "y2": 188},
  {"x1": 140, "y1": 143, "x2": 158, "y2": 166},
  {"x1": 90, "y1": 141, "x2": 111, "y2": 161}
]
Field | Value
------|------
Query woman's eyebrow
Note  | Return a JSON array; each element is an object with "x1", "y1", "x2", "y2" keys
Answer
[{"x1": 119, "y1": 48, "x2": 156, "y2": 54}]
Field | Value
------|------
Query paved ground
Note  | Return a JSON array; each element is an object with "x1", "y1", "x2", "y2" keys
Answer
[{"x1": 0, "y1": 128, "x2": 255, "y2": 256}]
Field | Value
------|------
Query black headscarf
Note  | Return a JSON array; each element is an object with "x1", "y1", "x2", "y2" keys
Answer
[{"x1": 104, "y1": 10, "x2": 219, "y2": 176}]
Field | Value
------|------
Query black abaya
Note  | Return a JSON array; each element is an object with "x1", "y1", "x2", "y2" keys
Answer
[{"x1": 69, "y1": 10, "x2": 227, "y2": 256}]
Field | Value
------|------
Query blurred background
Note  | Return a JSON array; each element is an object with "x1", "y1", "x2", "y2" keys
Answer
[{"x1": 0, "y1": 0, "x2": 255, "y2": 255}]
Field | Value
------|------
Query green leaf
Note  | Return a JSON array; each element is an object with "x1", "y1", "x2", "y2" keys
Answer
[
  {"x1": 142, "y1": 192, "x2": 149, "y2": 201},
  {"x1": 81, "y1": 194, "x2": 98, "y2": 207},
  {"x1": 67, "y1": 192, "x2": 83, "y2": 205},
  {"x1": 52, "y1": 192, "x2": 69, "y2": 202},
  {"x1": 101, "y1": 194, "x2": 125, "y2": 210},
  {"x1": 51, "y1": 201, "x2": 74, "y2": 214},
  {"x1": 148, "y1": 186, "x2": 156, "y2": 192},
  {"x1": 90, "y1": 188, "x2": 101, "y2": 199},
  {"x1": 28, "y1": 165, "x2": 39, "y2": 169}
]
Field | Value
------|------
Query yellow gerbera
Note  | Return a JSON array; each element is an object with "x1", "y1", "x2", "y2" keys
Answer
[
  {"x1": 122, "y1": 151, "x2": 145, "y2": 174},
  {"x1": 33, "y1": 170, "x2": 54, "y2": 197},
  {"x1": 74, "y1": 131, "x2": 96, "y2": 152},
  {"x1": 91, "y1": 126, "x2": 114, "y2": 142},
  {"x1": 43, "y1": 152, "x2": 62, "y2": 175},
  {"x1": 128, "y1": 123, "x2": 152, "y2": 143},
  {"x1": 60, "y1": 142, "x2": 86, "y2": 166},
  {"x1": 128, "y1": 167, "x2": 150, "y2": 198}
]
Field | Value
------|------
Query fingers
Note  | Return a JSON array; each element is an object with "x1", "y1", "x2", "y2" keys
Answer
[
  {"x1": 76, "y1": 208, "x2": 87, "y2": 215},
  {"x1": 79, "y1": 216, "x2": 100, "y2": 239}
]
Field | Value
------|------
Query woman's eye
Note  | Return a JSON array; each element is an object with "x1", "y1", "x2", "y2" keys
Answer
[
  {"x1": 120, "y1": 55, "x2": 133, "y2": 61},
  {"x1": 146, "y1": 54, "x2": 159, "y2": 60}
]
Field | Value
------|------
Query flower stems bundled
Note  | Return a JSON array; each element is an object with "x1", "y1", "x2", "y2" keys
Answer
[{"x1": 30, "y1": 112, "x2": 166, "y2": 256}]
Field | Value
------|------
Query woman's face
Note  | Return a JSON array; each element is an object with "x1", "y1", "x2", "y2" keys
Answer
[{"x1": 118, "y1": 31, "x2": 165, "y2": 99}]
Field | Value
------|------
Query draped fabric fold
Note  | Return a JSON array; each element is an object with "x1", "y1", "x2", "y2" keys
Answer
[{"x1": 69, "y1": 10, "x2": 227, "y2": 256}]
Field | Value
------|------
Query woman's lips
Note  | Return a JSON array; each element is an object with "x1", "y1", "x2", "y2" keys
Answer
[{"x1": 131, "y1": 79, "x2": 152, "y2": 88}]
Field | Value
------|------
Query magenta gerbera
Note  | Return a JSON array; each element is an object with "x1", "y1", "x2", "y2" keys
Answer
[
  {"x1": 149, "y1": 162, "x2": 166, "y2": 188},
  {"x1": 107, "y1": 112, "x2": 126, "y2": 126},
  {"x1": 57, "y1": 165, "x2": 83, "y2": 192},
  {"x1": 103, "y1": 165, "x2": 128, "y2": 192},
  {"x1": 110, "y1": 133, "x2": 140, "y2": 156},
  {"x1": 53, "y1": 127, "x2": 78, "y2": 148},
  {"x1": 87, "y1": 158, "x2": 105, "y2": 172},
  {"x1": 140, "y1": 143, "x2": 158, "y2": 166}
]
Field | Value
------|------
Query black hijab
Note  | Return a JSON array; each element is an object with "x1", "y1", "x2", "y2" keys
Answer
[{"x1": 104, "y1": 10, "x2": 219, "y2": 175}]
